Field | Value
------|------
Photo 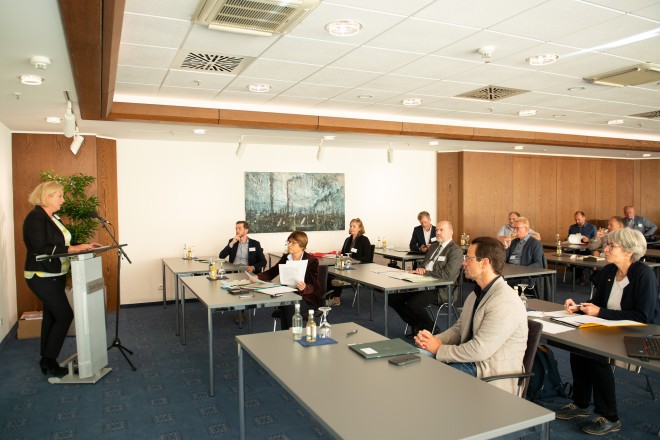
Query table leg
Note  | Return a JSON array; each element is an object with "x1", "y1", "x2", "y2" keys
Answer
[
  {"x1": 370, "y1": 288, "x2": 374, "y2": 321},
  {"x1": 209, "y1": 307, "x2": 215, "y2": 396},
  {"x1": 551, "y1": 273, "x2": 556, "y2": 302},
  {"x1": 540, "y1": 421, "x2": 549, "y2": 440},
  {"x1": 384, "y1": 292, "x2": 389, "y2": 337},
  {"x1": 238, "y1": 343, "x2": 245, "y2": 440},
  {"x1": 175, "y1": 274, "x2": 180, "y2": 336},
  {"x1": 572, "y1": 265, "x2": 576, "y2": 292},
  {"x1": 162, "y1": 261, "x2": 167, "y2": 309},
  {"x1": 356, "y1": 284, "x2": 360, "y2": 316},
  {"x1": 447, "y1": 285, "x2": 453, "y2": 329},
  {"x1": 182, "y1": 284, "x2": 187, "y2": 345},
  {"x1": 247, "y1": 308, "x2": 253, "y2": 333}
]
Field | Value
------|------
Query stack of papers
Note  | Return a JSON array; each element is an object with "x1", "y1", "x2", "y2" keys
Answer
[{"x1": 551, "y1": 315, "x2": 646, "y2": 328}]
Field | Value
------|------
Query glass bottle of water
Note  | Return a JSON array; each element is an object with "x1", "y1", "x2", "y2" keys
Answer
[
  {"x1": 377, "y1": 236, "x2": 382, "y2": 249},
  {"x1": 306, "y1": 310, "x2": 316, "y2": 343},
  {"x1": 292, "y1": 303, "x2": 303, "y2": 340},
  {"x1": 519, "y1": 288, "x2": 527, "y2": 309},
  {"x1": 209, "y1": 260, "x2": 216, "y2": 280}
]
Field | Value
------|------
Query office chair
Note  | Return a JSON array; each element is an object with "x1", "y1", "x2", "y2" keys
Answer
[
  {"x1": 351, "y1": 244, "x2": 376, "y2": 314},
  {"x1": 481, "y1": 320, "x2": 542, "y2": 398},
  {"x1": 273, "y1": 264, "x2": 330, "y2": 331}
]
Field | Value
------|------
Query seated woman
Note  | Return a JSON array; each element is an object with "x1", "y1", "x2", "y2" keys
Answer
[
  {"x1": 257, "y1": 230, "x2": 322, "y2": 329},
  {"x1": 558, "y1": 228, "x2": 658, "y2": 436},
  {"x1": 328, "y1": 218, "x2": 372, "y2": 306}
]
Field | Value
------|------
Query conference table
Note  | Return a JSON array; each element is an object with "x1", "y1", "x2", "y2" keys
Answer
[
  {"x1": 267, "y1": 251, "x2": 357, "y2": 268},
  {"x1": 374, "y1": 248, "x2": 425, "y2": 270},
  {"x1": 236, "y1": 322, "x2": 554, "y2": 440},
  {"x1": 180, "y1": 275, "x2": 300, "y2": 396},
  {"x1": 502, "y1": 264, "x2": 557, "y2": 302},
  {"x1": 161, "y1": 257, "x2": 245, "y2": 337},
  {"x1": 542, "y1": 241, "x2": 660, "y2": 260}
]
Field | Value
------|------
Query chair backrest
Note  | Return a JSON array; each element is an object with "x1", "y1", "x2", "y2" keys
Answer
[
  {"x1": 522, "y1": 319, "x2": 543, "y2": 398},
  {"x1": 318, "y1": 264, "x2": 329, "y2": 295},
  {"x1": 367, "y1": 244, "x2": 375, "y2": 263}
]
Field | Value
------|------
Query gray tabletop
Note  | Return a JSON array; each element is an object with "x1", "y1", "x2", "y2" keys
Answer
[
  {"x1": 542, "y1": 242, "x2": 660, "y2": 259},
  {"x1": 527, "y1": 299, "x2": 660, "y2": 374},
  {"x1": 268, "y1": 252, "x2": 357, "y2": 268},
  {"x1": 502, "y1": 264, "x2": 556, "y2": 279},
  {"x1": 545, "y1": 253, "x2": 660, "y2": 269},
  {"x1": 236, "y1": 322, "x2": 554, "y2": 440}
]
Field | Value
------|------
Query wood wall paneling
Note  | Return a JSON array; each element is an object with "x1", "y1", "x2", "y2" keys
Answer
[
  {"x1": 640, "y1": 160, "x2": 660, "y2": 225},
  {"x1": 97, "y1": 138, "x2": 119, "y2": 312},
  {"x1": 512, "y1": 156, "x2": 539, "y2": 228},
  {"x1": 615, "y1": 161, "x2": 634, "y2": 213},
  {"x1": 534, "y1": 156, "x2": 558, "y2": 240},
  {"x1": 436, "y1": 152, "x2": 460, "y2": 228},
  {"x1": 593, "y1": 159, "x2": 618, "y2": 222}
]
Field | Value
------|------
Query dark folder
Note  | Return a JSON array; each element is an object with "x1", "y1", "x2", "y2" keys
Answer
[{"x1": 349, "y1": 338, "x2": 418, "y2": 359}]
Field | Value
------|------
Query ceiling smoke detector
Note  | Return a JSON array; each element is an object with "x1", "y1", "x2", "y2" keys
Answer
[
  {"x1": 479, "y1": 46, "x2": 494, "y2": 63},
  {"x1": 30, "y1": 55, "x2": 51, "y2": 70}
]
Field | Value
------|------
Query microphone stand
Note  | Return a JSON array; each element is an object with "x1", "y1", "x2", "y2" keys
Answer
[{"x1": 99, "y1": 221, "x2": 137, "y2": 371}]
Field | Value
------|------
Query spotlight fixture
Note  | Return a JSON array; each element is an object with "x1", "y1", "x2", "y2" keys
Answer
[
  {"x1": 248, "y1": 83, "x2": 271, "y2": 93},
  {"x1": 514, "y1": 145, "x2": 524, "y2": 150},
  {"x1": 387, "y1": 143, "x2": 393, "y2": 164},
  {"x1": 428, "y1": 141, "x2": 439, "y2": 146},
  {"x1": 30, "y1": 55, "x2": 51, "y2": 70},
  {"x1": 525, "y1": 54, "x2": 559, "y2": 66},
  {"x1": 236, "y1": 136, "x2": 246, "y2": 158},
  {"x1": 19, "y1": 74, "x2": 44, "y2": 85},
  {"x1": 401, "y1": 98, "x2": 422, "y2": 106},
  {"x1": 357, "y1": 94, "x2": 373, "y2": 99},
  {"x1": 317, "y1": 140, "x2": 325, "y2": 161},
  {"x1": 325, "y1": 20, "x2": 362, "y2": 37},
  {"x1": 70, "y1": 134, "x2": 84, "y2": 155},
  {"x1": 63, "y1": 101, "x2": 76, "y2": 138},
  {"x1": 517, "y1": 109, "x2": 537, "y2": 117},
  {"x1": 322, "y1": 135, "x2": 335, "y2": 140},
  {"x1": 642, "y1": 153, "x2": 652, "y2": 157},
  {"x1": 193, "y1": 129, "x2": 206, "y2": 134},
  {"x1": 607, "y1": 119, "x2": 624, "y2": 125},
  {"x1": 46, "y1": 116, "x2": 61, "y2": 123}
]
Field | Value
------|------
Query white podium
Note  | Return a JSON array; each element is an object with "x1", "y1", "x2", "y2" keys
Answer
[{"x1": 37, "y1": 245, "x2": 120, "y2": 384}]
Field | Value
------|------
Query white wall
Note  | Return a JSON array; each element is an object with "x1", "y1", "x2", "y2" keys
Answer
[
  {"x1": 117, "y1": 139, "x2": 437, "y2": 304},
  {"x1": 0, "y1": 122, "x2": 17, "y2": 340}
]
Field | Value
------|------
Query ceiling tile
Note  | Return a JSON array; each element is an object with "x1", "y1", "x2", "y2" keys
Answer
[
  {"x1": 280, "y1": 83, "x2": 350, "y2": 99},
  {"x1": 241, "y1": 59, "x2": 321, "y2": 81},
  {"x1": 326, "y1": 0, "x2": 436, "y2": 16},
  {"x1": 553, "y1": 14, "x2": 659, "y2": 51},
  {"x1": 114, "y1": 83, "x2": 160, "y2": 97},
  {"x1": 414, "y1": 0, "x2": 546, "y2": 28},
  {"x1": 391, "y1": 55, "x2": 480, "y2": 79},
  {"x1": 182, "y1": 25, "x2": 279, "y2": 57},
  {"x1": 223, "y1": 77, "x2": 295, "y2": 94},
  {"x1": 357, "y1": 74, "x2": 437, "y2": 94},
  {"x1": 116, "y1": 65, "x2": 167, "y2": 85},
  {"x1": 124, "y1": 0, "x2": 199, "y2": 19},
  {"x1": 330, "y1": 46, "x2": 423, "y2": 73},
  {"x1": 158, "y1": 85, "x2": 220, "y2": 101},
  {"x1": 118, "y1": 43, "x2": 178, "y2": 69},
  {"x1": 162, "y1": 69, "x2": 235, "y2": 90},
  {"x1": 260, "y1": 35, "x2": 356, "y2": 65},
  {"x1": 302, "y1": 67, "x2": 381, "y2": 88},
  {"x1": 121, "y1": 13, "x2": 191, "y2": 47}
]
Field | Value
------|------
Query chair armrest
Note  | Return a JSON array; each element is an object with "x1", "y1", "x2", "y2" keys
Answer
[{"x1": 481, "y1": 372, "x2": 534, "y2": 383}]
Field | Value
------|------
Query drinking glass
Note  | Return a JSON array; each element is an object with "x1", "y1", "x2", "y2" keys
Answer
[
  {"x1": 318, "y1": 307, "x2": 331, "y2": 338},
  {"x1": 518, "y1": 284, "x2": 528, "y2": 298},
  {"x1": 217, "y1": 261, "x2": 226, "y2": 279}
]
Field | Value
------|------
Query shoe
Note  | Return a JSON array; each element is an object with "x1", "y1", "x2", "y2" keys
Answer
[
  {"x1": 581, "y1": 417, "x2": 621, "y2": 436},
  {"x1": 555, "y1": 403, "x2": 591, "y2": 420},
  {"x1": 40, "y1": 357, "x2": 68, "y2": 377},
  {"x1": 331, "y1": 297, "x2": 341, "y2": 307}
]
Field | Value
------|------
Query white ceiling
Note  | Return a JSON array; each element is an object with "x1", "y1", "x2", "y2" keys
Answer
[{"x1": 2, "y1": 0, "x2": 660, "y2": 158}]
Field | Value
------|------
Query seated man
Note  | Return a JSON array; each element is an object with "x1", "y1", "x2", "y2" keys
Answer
[
  {"x1": 497, "y1": 211, "x2": 541, "y2": 245},
  {"x1": 623, "y1": 205, "x2": 657, "y2": 239},
  {"x1": 568, "y1": 211, "x2": 597, "y2": 244},
  {"x1": 505, "y1": 217, "x2": 545, "y2": 293},
  {"x1": 414, "y1": 237, "x2": 528, "y2": 394},
  {"x1": 390, "y1": 221, "x2": 462, "y2": 335},
  {"x1": 588, "y1": 216, "x2": 624, "y2": 256},
  {"x1": 409, "y1": 211, "x2": 437, "y2": 252},
  {"x1": 218, "y1": 220, "x2": 266, "y2": 273}
]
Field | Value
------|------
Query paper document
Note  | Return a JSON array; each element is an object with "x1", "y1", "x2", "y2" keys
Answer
[
  {"x1": 221, "y1": 279, "x2": 251, "y2": 289},
  {"x1": 279, "y1": 259, "x2": 308, "y2": 287},
  {"x1": 533, "y1": 319, "x2": 574, "y2": 334},
  {"x1": 243, "y1": 281, "x2": 279, "y2": 290},
  {"x1": 551, "y1": 315, "x2": 646, "y2": 328},
  {"x1": 259, "y1": 286, "x2": 297, "y2": 296}
]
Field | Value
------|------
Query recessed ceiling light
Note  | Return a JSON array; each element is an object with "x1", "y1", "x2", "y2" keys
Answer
[
  {"x1": 553, "y1": 114, "x2": 566, "y2": 118},
  {"x1": 45, "y1": 116, "x2": 61, "y2": 123},
  {"x1": 322, "y1": 135, "x2": 335, "y2": 140},
  {"x1": 514, "y1": 145, "x2": 524, "y2": 150},
  {"x1": 428, "y1": 141, "x2": 439, "y2": 146},
  {"x1": 518, "y1": 109, "x2": 537, "y2": 117},
  {"x1": 19, "y1": 74, "x2": 44, "y2": 85},
  {"x1": 401, "y1": 98, "x2": 422, "y2": 106},
  {"x1": 525, "y1": 54, "x2": 559, "y2": 66},
  {"x1": 643, "y1": 153, "x2": 652, "y2": 157},
  {"x1": 325, "y1": 20, "x2": 362, "y2": 37},
  {"x1": 607, "y1": 119, "x2": 624, "y2": 125},
  {"x1": 568, "y1": 87, "x2": 585, "y2": 91},
  {"x1": 248, "y1": 83, "x2": 271, "y2": 93},
  {"x1": 357, "y1": 94, "x2": 373, "y2": 99},
  {"x1": 193, "y1": 129, "x2": 206, "y2": 134}
]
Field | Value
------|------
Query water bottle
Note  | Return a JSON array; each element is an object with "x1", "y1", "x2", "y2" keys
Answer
[
  {"x1": 460, "y1": 233, "x2": 466, "y2": 246},
  {"x1": 306, "y1": 310, "x2": 316, "y2": 343},
  {"x1": 334, "y1": 253, "x2": 340, "y2": 269},
  {"x1": 209, "y1": 260, "x2": 217, "y2": 280},
  {"x1": 377, "y1": 236, "x2": 382, "y2": 249},
  {"x1": 519, "y1": 288, "x2": 527, "y2": 309},
  {"x1": 292, "y1": 304, "x2": 303, "y2": 340},
  {"x1": 182, "y1": 244, "x2": 187, "y2": 258}
]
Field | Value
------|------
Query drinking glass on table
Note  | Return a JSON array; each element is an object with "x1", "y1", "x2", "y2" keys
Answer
[{"x1": 217, "y1": 261, "x2": 226, "y2": 279}]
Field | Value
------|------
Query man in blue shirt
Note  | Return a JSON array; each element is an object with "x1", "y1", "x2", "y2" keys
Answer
[
  {"x1": 568, "y1": 211, "x2": 597, "y2": 243},
  {"x1": 623, "y1": 206, "x2": 657, "y2": 239}
]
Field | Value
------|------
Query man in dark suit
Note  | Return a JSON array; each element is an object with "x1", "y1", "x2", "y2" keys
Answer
[
  {"x1": 505, "y1": 216, "x2": 544, "y2": 290},
  {"x1": 409, "y1": 211, "x2": 437, "y2": 252},
  {"x1": 219, "y1": 220, "x2": 266, "y2": 273},
  {"x1": 393, "y1": 221, "x2": 463, "y2": 335},
  {"x1": 623, "y1": 206, "x2": 657, "y2": 239}
]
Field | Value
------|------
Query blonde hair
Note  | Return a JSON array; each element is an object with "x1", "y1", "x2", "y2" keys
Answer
[
  {"x1": 28, "y1": 181, "x2": 63, "y2": 206},
  {"x1": 349, "y1": 218, "x2": 365, "y2": 236},
  {"x1": 514, "y1": 216, "x2": 530, "y2": 228}
]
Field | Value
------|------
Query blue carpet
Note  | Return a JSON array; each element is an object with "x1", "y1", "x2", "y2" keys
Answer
[{"x1": 1, "y1": 278, "x2": 658, "y2": 439}]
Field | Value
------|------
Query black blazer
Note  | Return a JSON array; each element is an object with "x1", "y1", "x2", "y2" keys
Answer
[
  {"x1": 592, "y1": 261, "x2": 658, "y2": 324},
  {"x1": 340, "y1": 234, "x2": 372, "y2": 263},
  {"x1": 409, "y1": 224, "x2": 437, "y2": 251},
  {"x1": 218, "y1": 237, "x2": 267, "y2": 273},
  {"x1": 258, "y1": 252, "x2": 322, "y2": 307},
  {"x1": 505, "y1": 236, "x2": 544, "y2": 268},
  {"x1": 23, "y1": 205, "x2": 71, "y2": 273}
]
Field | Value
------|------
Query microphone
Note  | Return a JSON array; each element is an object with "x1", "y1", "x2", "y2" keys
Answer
[{"x1": 88, "y1": 210, "x2": 110, "y2": 224}]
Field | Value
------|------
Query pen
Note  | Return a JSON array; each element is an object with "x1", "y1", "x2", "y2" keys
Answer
[
  {"x1": 346, "y1": 329, "x2": 358, "y2": 337},
  {"x1": 239, "y1": 294, "x2": 254, "y2": 298}
]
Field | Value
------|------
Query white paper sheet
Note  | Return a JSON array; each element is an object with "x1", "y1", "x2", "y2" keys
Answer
[
  {"x1": 533, "y1": 319, "x2": 574, "y2": 334},
  {"x1": 279, "y1": 260, "x2": 308, "y2": 287}
]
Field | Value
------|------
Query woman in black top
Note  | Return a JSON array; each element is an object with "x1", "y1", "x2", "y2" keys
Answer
[
  {"x1": 328, "y1": 218, "x2": 372, "y2": 306},
  {"x1": 23, "y1": 181, "x2": 101, "y2": 376}
]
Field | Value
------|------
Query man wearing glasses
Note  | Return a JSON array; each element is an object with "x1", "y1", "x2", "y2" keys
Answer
[
  {"x1": 505, "y1": 217, "x2": 544, "y2": 268},
  {"x1": 588, "y1": 216, "x2": 624, "y2": 257},
  {"x1": 414, "y1": 237, "x2": 528, "y2": 394}
]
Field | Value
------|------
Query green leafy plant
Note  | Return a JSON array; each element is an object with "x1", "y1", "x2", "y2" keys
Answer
[{"x1": 40, "y1": 170, "x2": 100, "y2": 244}]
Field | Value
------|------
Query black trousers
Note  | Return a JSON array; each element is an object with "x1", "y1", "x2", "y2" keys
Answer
[
  {"x1": 570, "y1": 352, "x2": 618, "y2": 420},
  {"x1": 388, "y1": 289, "x2": 439, "y2": 332},
  {"x1": 26, "y1": 275, "x2": 73, "y2": 359}
]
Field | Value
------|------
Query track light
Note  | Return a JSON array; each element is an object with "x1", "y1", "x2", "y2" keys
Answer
[
  {"x1": 317, "y1": 140, "x2": 325, "y2": 161},
  {"x1": 63, "y1": 101, "x2": 75, "y2": 138},
  {"x1": 236, "y1": 136, "x2": 246, "y2": 158},
  {"x1": 70, "y1": 134, "x2": 84, "y2": 155},
  {"x1": 387, "y1": 143, "x2": 393, "y2": 164}
]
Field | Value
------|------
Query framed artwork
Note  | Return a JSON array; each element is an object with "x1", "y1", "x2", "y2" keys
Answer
[{"x1": 245, "y1": 172, "x2": 345, "y2": 233}]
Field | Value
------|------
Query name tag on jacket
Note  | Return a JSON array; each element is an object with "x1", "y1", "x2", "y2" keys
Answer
[{"x1": 249, "y1": 247, "x2": 256, "y2": 252}]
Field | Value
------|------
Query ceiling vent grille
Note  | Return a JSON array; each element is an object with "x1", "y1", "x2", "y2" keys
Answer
[
  {"x1": 192, "y1": 0, "x2": 320, "y2": 36},
  {"x1": 630, "y1": 110, "x2": 660, "y2": 119},
  {"x1": 172, "y1": 51, "x2": 255, "y2": 74},
  {"x1": 455, "y1": 85, "x2": 529, "y2": 101},
  {"x1": 584, "y1": 63, "x2": 660, "y2": 87}
]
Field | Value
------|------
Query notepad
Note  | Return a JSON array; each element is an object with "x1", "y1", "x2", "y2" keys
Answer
[
  {"x1": 551, "y1": 315, "x2": 646, "y2": 328},
  {"x1": 348, "y1": 338, "x2": 418, "y2": 359}
]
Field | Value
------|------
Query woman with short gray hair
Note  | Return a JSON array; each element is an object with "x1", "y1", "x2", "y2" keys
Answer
[{"x1": 557, "y1": 227, "x2": 658, "y2": 435}]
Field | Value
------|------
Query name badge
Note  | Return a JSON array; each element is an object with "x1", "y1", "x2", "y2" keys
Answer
[
  {"x1": 249, "y1": 247, "x2": 256, "y2": 252},
  {"x1": 430, "y1": 237, "x2": 437, "y2": 242},
  {"x1": 638, "y1": 223, "x2": 643, "y2": 228},
  {"x1": 437, "y1": 256, "x2": 446, "y2": 262},
  {"x1": 509, "y1": 255, "x2": 518, "y2": 261},
  {"x1": 351, "y1": 247, "x2": 357, "y2": 253}
]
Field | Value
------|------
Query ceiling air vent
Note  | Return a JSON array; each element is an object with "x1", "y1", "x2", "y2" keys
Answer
[
  {"x1": 172, "y1": 50, "x2": 255, "y2": 74},
  {"x1": 455, "y1": 85, "x2": 529, "y2": 101},
  {"x1": 192, "y1": 0, "x2": 320, "y2": 36},
  {"x1": 584, "y1": 63, "x2": 660, "y2": 87},
  {"x1": 630, "y1": 110, "x2": 660, "y2": 119}
]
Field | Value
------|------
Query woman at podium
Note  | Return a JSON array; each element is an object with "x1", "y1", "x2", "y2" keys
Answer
[{"x1": 23, "y1": 181, "x2": 101, "y2": 377}]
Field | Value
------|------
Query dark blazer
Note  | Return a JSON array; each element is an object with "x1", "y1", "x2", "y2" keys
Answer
[
  {"x1": 506, "y1": 236, "x2": 544, "y2": 268},
  {"x1": 258, "y1": 252, "x2": 322, "y2": 308},
  {"x1": 421, "y1": 240, "x2": 463, "y2": 281},
  {"x1": 592, "y1": 261, "x2": 658, "y2": 324},
  {"x1": 340, "y1": 234, "x2": 372, "y2": 263},
  {"x1": 23, "y1": 205, "x2": 70, "y2": 273},
  {"x1": 409, "y1": 224, "x2": 437, "y2": 251},
  {"x1": 219, "y1": 237, "x2": 266, "y2": 273}
]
